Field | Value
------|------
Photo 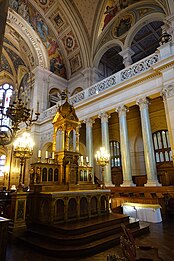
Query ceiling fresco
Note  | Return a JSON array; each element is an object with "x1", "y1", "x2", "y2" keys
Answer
[{"x1": 0, "y1": 0, "x2": 168, "y2": 85}]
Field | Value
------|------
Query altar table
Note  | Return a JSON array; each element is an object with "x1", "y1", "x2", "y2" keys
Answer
[{"x1": 122, "y1": 202, "x2": 162, "y2": 223}]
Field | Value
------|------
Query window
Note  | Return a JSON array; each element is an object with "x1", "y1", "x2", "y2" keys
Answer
[
  {"x1": 152, "y1": 130, "x2": 172, "y2": 163},
  {"x1": 110, "y1": 140, "x2": 121, "y2": 167},
  {"x1": 0, "y1": 83, "x2": 13, "y2": 126},
  {"x1": 49, "y1": 88, "x2": 60, "y2": 107}
]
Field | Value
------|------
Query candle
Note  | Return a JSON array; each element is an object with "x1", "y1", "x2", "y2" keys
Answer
[
  {"x1": 52, "y1": 152, "x2": 55, "y2": 159},
  {"x1": 37, "y1": 101, "x2": 39, "y2": 112},
  {"x1": 38, "y1": 150, "x2": 41, "y2": 158},
  {"x1": 80, "y1": 156, "x2": 83, "y2": 164},
  {"x1": 86, "y1": 156, "x2": 89, "y2": 162},
  {"x1": 45, "y1": 151, "x2": 48, "y2": 159}
]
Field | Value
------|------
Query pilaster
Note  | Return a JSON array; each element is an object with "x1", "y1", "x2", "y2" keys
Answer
[{"x1": 161, "y1": 84, "x2": 174, "y2": 161}]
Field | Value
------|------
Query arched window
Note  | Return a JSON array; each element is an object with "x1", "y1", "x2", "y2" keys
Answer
[
  {"x1": 0, "y1": 83, "x2": 13, "y2": 126},
  {"x1": 110, "y1": 140, "x2": 121, "y2": 167},
  {"x1": 49, "y1": 88, "x2": 61, "y2": 107},
  {"x1": 152, "y1": 130, "x2": 172, "y2": 163}
]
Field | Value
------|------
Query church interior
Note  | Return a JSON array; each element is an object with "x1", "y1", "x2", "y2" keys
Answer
[{"x1": 0, "y1": 0, "x2": 174, "y2": 260}]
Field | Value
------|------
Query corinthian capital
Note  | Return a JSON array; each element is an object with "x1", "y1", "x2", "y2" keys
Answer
[
  {"x1": 98, "y1": 112, "x2": 110, "y2": 123},
  {"x1": 84, "y1": 117, "x2": 95, "y2": 128},
  {"x1": 115, "y1": 105, "x2": 129, "y2": 117},
  {"x1": 161, "y1": 84, "x2": 174, "y2": 100},
  {"x1": 136, "y1": 97, "x2": 150, "y2": 110}
]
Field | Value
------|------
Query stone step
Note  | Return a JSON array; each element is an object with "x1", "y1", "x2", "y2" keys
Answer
[{"x1": 18, "y1": 214, "x2": 149, "y2": 258}]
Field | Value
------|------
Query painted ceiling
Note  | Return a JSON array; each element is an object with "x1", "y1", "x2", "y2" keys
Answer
[{"x1": 0, "y1": 0, "x2": 168, "y2": 86}]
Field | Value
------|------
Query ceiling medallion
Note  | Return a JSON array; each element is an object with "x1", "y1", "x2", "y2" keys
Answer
[
  {"x1": 39, "y1": 0, "x2": 48, "y2": 5},
  {"x1": 112, "y1": 13, "x2": 135, "y2": 39}
]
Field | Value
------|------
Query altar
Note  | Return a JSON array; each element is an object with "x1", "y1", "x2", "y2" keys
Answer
[{"x1": 122, "y1": 202, "x2": 162, "y2": 223}]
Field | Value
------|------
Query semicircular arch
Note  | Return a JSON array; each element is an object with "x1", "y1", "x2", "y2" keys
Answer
[
  {"x1": 7, "y1": 10, "x2": 49, "y2": 69},
  {"x1": 124, "y1": 12, "x2": 166, "y2": 49},
  {"x1": 93, "y1": 39, "x2": 124, "y2": 69}
]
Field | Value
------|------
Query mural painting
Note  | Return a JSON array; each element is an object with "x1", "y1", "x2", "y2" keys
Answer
[
  {"x1": 9, "y1": 0, "x2": 66, "y2": 79},
  {"x1": 102, "y1": 0, "x2": 141, "y2": 30}
]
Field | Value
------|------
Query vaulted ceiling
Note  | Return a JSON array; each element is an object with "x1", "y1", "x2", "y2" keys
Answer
[{"x1": 0, "y1": 0, "x2": 168, "y2": 86}]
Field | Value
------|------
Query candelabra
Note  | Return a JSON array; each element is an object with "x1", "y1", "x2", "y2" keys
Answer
[
  {"x1": 13, "y1": 132, "x2": 34, "y2": 191},
  {"x1": 0, "y1": 93, "x2": 40, "y2": 146},
  {"x1": 95, "y1": 147, "x2": 110, "y2": 188}
]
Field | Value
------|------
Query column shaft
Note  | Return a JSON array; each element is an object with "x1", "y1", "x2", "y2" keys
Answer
[
  {"x1": 84, "y1": 118, "x2": 94, "y2": 183},
  {"x1": 116, "y1": 105, "x2": 135, "y2": 187},
  {"x1": 137, "y1": 98, "x2": 161, "y2": 186},
  {"x1": 99, "y1": 112, "x2": 113, "y2": 187}
]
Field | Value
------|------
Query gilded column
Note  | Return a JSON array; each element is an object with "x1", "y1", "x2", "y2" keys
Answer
[
  {"x1": 76, "y1": 126, "x2": 80, "y2": 153},
  {"x1": 136, "y1": 97, "x2": 161, "y2": 186},
  {"x1": 84, "y1": 117, "x2": 95, "y2": 183},
  {"x1": 116, "y1": 105, "x2": 135, "y2": 187},
  {"x1": 98, "y1": 112, "x2": 113, "y2": 187}
]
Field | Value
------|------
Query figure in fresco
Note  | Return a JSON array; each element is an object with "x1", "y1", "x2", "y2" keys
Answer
[
  {"x1": 102, "y1": 0, "x2": 139, "y2": 30},
  {"x1": 102, "y1": 4, "x2": 118, "y2": 30},
  {"x1": 47, "y1": 38, "x2": 58, "y2": 56},
  {"x1": 9, "y1": 0, "x2": 19, "y2": 11},
  {"x1": 18, "y1": 0, "x2": 30, "y2": 22},
  {"x1": 36, "y1": 17, "x2": 49, "y2": 42},
  {"x1": 116, "y1": 17, "x2": 132, "y2": 37}
]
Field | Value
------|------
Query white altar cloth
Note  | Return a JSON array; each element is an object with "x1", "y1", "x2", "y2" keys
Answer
[{"x1": 122, "y1": 202, "x2": 162, "y2": 223}]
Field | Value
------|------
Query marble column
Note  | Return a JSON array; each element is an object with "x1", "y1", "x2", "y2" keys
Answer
[
  {"x1": 136, "y1": 97, "x2": 161, "y2": 186},
  {"x1": 116, "y1": 105, "x2": 135, "y2": 187},
  {"x1": 98, "y1": 112, "x2": 113, "y2": 187},
  {"x1": 119, "y1": 47, "x2": 135, "y2": 67},
  {"x1": 84, "y1": 117, "x2": 95, "y2": 183},
  {"x1": 161, "y1": 84, "x2": 174, "y2": 163}
]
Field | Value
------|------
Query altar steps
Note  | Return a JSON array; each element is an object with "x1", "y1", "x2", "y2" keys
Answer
[{"x1": 18, "y1": 213, "x2": 149, "y2": 258}]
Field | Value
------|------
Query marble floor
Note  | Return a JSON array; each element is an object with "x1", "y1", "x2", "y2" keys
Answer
[{"x1": 6, "y1": 217, "x2": 174, "y2": 261}]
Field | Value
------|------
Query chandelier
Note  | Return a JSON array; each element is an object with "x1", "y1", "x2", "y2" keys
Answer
[
  {"x1": 0, "y1": 90, "x2": 40, "y2": 146},
  {"x1": 95, "y1": 147, "x2": 110, "y2": 188},
  {"x1": 13, "y1": 132, "x2": 34, "y2": 190}
]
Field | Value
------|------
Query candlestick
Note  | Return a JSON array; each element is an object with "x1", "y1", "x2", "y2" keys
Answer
[
  {"x1": 52, "y1": 152, "x2": 55, "y2": 159},
  {"x1": 86, "y1": 156, "x2": 89, "y2": 163},
  {"x1": 80, "y1": 156, "x2": 83, "y2": 165}
]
